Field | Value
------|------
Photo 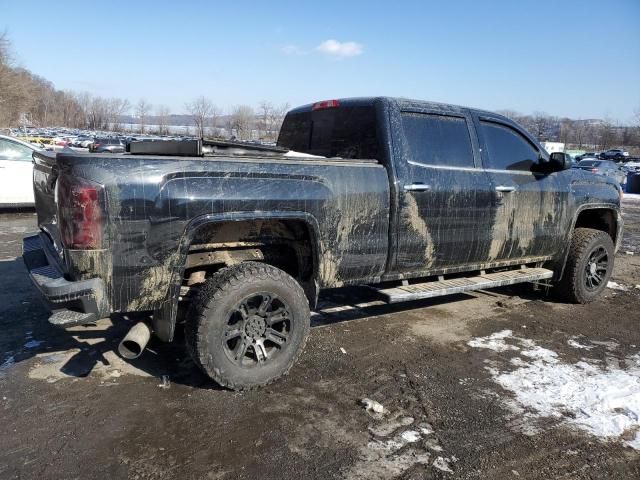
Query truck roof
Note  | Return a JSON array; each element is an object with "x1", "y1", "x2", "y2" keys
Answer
[{"x1": 288, "y1": 96, "x2": 500, "y2": 119}]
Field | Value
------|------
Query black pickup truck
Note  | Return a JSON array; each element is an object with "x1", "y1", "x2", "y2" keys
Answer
[{"x1": 23, "y1": 97, "x2": 623, "y2": 389}]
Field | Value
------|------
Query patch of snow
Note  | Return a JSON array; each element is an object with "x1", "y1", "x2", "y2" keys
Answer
[
  {"x1": 625, "y1": 432, "x2": 640, "y2": 449},
  {"x1": 468, "y1": 331, "x2": 640, "y2": 449},
  {"x1": 400, "y1": 430, "x2": 421, "y2": 443},
  {"x1": 568, "y1": 337, "x2": 594, "y2": 350},
  {"x1": 607, "y1": 281, "x2": 629, "y2": 291},
  {"x1": 623, "y1": 193, "x2": 640, "y2": 203},
  {"x1": 467, "y1": 329, "x2": 519, "y2": 352},
  {"x1": 432, "y1": 456, "x2": 453, "y2": 473},
  {"x1": 520, "y1": 346, "x2": 558, "y2": 361},
  {"x1": 23, "y1": 340, "x2": 43, "y2": 349},
  {"x1": 368, "y1": 416, "x2": 414, "y2": 437},
  {"x1": 349, "y1": 414, "x2": 446, "y2": 479},
  {"x1": 361, "y1": 398, "x2": 385, "y2": 414}
]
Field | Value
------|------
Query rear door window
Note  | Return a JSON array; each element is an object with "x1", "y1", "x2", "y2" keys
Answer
[
  {"x1": 479, "y1": 121, "x2": 540, "y2": 171},
  {"x1": 401, "y1": 113, "x2": 474, "y2": 168}
]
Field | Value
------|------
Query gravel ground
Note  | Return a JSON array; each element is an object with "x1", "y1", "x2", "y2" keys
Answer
[{"x1": 0, "y1": 201, "x2": 639, "y2": 480}]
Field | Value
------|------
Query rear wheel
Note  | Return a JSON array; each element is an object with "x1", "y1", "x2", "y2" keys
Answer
[
  {"x1": 185, "y1": 262, "x2": 310, "y2": 390},
  {"x1": 556, "y1": 228, "x2": 614, "y2": 303}
]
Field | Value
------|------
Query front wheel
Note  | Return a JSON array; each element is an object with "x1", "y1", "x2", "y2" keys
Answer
[
  {"x1": 185, "y1": 262, "x2": 310, "y2": 390},
  {"x1": 556, "y1": 228, "x2": 615, "y2": 303}
]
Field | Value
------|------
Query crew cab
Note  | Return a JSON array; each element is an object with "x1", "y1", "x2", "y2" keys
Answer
[{"x1": 23, "y1": 97, "x2": 623, "y2": 389}]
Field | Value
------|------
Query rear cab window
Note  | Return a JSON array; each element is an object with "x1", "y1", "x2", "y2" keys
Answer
[{"x1": 277, "y1": 105, "x2": 380, "y2": 160}]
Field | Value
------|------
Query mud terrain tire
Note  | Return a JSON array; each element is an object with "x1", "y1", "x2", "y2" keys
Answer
[
  {"x1": 556, "y1": 228, "x2": 614, "y2": 304},
  {"x1": 185, "y1": 262, "x2": 310, "y2": 390}
]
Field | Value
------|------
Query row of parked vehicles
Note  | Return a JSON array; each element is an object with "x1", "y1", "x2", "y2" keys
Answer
[
  {"x1": 575, "y1": 149, "x2": 630, "y2": 161},
  {"x1": 6, "y1": 126, "x2": 191, "y2": 153},
  {"x1": 570, "y1": 149, "x2": 639, "y2": 187},
  {"x1": 0, "y1": 130, "x2": 192, "y2": 206}
]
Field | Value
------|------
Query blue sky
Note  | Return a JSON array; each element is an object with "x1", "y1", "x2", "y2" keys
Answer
[{"x1": 2, "y1": 0, "x2": 639, "y2": 122}]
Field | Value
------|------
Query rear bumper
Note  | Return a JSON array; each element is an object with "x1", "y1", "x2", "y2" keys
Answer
[{"x1": 22, "y1": 234, "x2": 110, "y2": 327}]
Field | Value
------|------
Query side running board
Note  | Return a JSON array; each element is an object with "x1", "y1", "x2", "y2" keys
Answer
[{"x1": 372, "y1": 267, "x2": 553, "y2": 304}]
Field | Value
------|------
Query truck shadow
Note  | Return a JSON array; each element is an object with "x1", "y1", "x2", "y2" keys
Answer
[{"x1": 0, "y1": 257, "x2": 556, "y2": 391}]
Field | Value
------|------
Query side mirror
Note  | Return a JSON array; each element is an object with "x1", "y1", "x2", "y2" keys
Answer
[{"x1": 549, "y1": 152, "x2": 571, "y2": 171}]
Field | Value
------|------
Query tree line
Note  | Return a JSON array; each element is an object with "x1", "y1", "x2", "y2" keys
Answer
[
  {"x1": 0, "y1": 33, "x2": 289, "y2": 141},
  {"x1": 498, "y1": 109, "x2": 640, "y2": 153}
]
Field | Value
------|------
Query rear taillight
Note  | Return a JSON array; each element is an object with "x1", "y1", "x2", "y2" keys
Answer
[
  {"x1": 57, "y1": 176, "x2": 105, "y2": 250},
  {"x1": 591, "y1": 168, "x2": 598, "y2": 173},
  {"x1": 312, "y1": 99, "x2": 340, "y2": 110}
]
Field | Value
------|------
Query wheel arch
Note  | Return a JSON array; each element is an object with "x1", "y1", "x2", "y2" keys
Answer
[
  {"x1": 556, "y1": 204, "x2": 622, "y2": 281},
  {"x1": 153, "y1": 211, "x2": 322, "y2": 342}
]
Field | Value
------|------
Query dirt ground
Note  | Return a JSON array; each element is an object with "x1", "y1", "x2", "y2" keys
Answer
[{"x1": 1, "y1": 201, "x2": 639, "y2": 480}]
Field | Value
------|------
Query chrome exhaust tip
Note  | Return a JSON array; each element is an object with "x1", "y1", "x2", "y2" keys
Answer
[{"x1": 118, "y1": 321, "x2": 151, "y2": 359}]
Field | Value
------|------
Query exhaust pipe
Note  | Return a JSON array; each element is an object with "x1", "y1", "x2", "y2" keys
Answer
[{"x1": 118, "y1": 322, "x2": 151, "y2": 359}]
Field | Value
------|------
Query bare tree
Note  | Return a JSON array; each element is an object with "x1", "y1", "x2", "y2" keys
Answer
[
  {"x1": 156, "y1": 104, "x2": 171, "y2": 135},
  {"x1": 258, "y1": 101, "x2": 273, "y2": 139},
  {"x1": 269, "y1": 103, "x2": 289, "y2": 140},
  {"x1": 229, "y1": 105, "x2": 255, "y2": 140},
  {"x1": 185, "y1": 96, "x2": 215, "y2": 138},
  {"x1": 257, "y1": 101, "x2": 289, "y2": 141},
  {"x1": 135, "y1": 99, "x2": 152, "y2": 134},
  {"x1": 529, "y1": 112, "x2": 554, "y2": 141},
  {"x1": 495, "y1": 109, "x2": 521, "y2": 122},
  {"x1": 208, "y1": 104, "x2": 221, "y2": 137}
]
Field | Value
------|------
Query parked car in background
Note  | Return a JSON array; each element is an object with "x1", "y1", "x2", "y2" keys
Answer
[
  {"x1": 89, "y1": 137, "x2": 125, "y2": 153},
  {"x1": 72, "y1": 136, "x2": 94, "y2": 148},
  {"x1": 0, "y1": 135, "x2": 40, "y2": 207},
  {"x1": 600, "y1": 149, "x2": 629, "y2": 161},
  {"x1": 576, "y1": 159, "x2": 626, "y2": 185},
  {"x1": 575, "y1": 152, "x2": 598, "y2": 162}
]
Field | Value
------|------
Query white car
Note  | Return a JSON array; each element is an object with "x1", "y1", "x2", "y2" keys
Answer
[{"x1": 0, "y1": 135, "x2": 41, "y2": 207}]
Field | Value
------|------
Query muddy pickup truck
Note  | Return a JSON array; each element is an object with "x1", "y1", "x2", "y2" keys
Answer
[{"x1": 23, "y1": 97, "x2": 623, "y2": 389}]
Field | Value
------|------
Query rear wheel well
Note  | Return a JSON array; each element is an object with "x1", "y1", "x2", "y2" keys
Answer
[
  {"x1": 574, "y1": 208, "x2": 617, "y2": 243},
  {"x1": 183, "y1": 219, "x2": 317, "y2": 303}
]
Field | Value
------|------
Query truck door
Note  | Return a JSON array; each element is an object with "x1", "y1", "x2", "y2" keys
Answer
[
  {"x1": 392, "y1": 109, "x2": 496, "y2": 275},
  {"x1": 474, "y1": 116, "x2": 570, "y2": 262}
]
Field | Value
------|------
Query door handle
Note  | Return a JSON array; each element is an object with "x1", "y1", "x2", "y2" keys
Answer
[
  {"x1": 404, "y1": 183, "x2": 431, "y2": 192},
  {"x1": 495, "y1": 185, "x2": 516, "y2": 193}
]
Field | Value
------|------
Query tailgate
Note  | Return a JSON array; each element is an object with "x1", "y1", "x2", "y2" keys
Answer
[{"x1": 32, "y1": 151, "x2": 63, "y2": 256}]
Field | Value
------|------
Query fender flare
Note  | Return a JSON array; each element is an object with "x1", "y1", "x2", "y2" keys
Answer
[
  {"x1": 556, "y1": 203, "x2": 623, "y2": 281},
  {"x1": 153, "y1": 211, "x2": 322, "y2": 342}
]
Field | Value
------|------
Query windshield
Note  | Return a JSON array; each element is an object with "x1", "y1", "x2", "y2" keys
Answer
[{"x1": 277, "y1": 106, "x2": 380, "y2": 159}]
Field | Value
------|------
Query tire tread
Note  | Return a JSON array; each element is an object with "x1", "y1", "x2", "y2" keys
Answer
[
  {"x1": 185, "y1": 262, "x2": 309, "y2": 390},
  {"x1": 557, "y1": 227, "x2": 614, "y2": 303}
]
